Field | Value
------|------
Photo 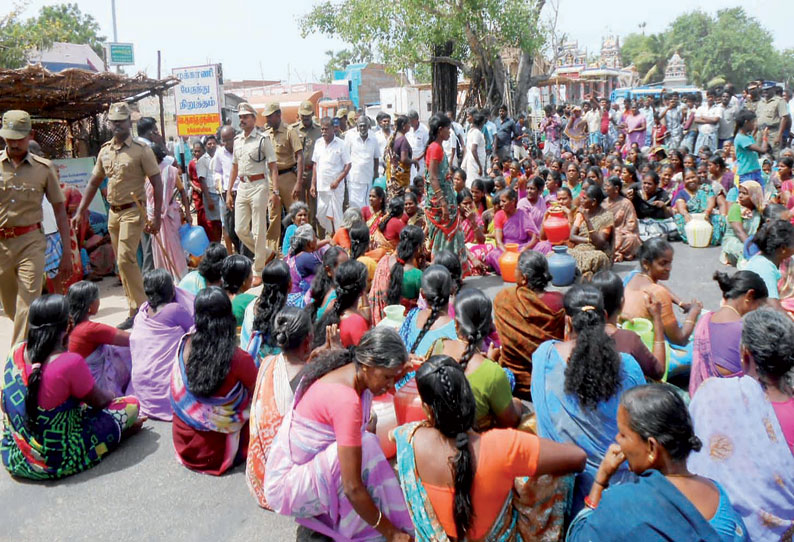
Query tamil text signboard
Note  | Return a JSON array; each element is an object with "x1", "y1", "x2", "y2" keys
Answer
[
  {"x1": 107, "y1": 42, "x2": 135, "y2": 65},
  {"x1": 172, "y1": 64, "x2": 222, "y2": 137}
]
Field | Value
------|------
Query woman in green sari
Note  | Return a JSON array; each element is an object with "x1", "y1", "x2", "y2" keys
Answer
[
  {"x1": 673, "y1": 167, "x2": 726, "y2": 245},
  {"x1": 424, "y1": 113, "x2": 466, "y2": 267},
  {"x1": 720, "y1": 181, "x2": 764, "y2": 267}
]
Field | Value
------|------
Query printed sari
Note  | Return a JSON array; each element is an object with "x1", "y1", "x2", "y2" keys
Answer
[
  {"x1": 424, "y1": 148, "x2": 467, "y2": 268},
  {"x1": 83, "y1": 344, "x2": 132, "y2": 398},
  {"x1": 368, "y1": 257, "x2": 420, "y2": 326},
  {"x1": 603, "y1": 197, "x2": 641, "y2": 261},
  {"x1": 673, "y1": 185, "x2": 726, "y2": 246},
  {"x1": 1, "y1": 344, "x2": 139, "y2": 480},
  {"x1": 486, "y1": 210, "x2": 552, "y2": 275},
  {"x1": 688, "y1": 376, "x2": 794, "y2": 542},
  {"x1": 147, "y1": 162, "x2": 187, "y2": 279},
  {"x1": 247, "y1": 353, "x2": 295, "y2": 509},
  {"x1": 385, "y1": 133, "x2": 412, "y2": 200},
  {"x1": 264, "y1": 388, "x2": 413, "y2": 541}
]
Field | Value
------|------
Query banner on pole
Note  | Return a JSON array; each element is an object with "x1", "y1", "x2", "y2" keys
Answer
[{"x1": 172, "y1": 64, "x2": 222, "y2": 136}]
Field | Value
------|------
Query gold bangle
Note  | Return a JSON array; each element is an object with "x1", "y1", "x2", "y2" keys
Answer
[
  {"x1": 373, "y1": 509, "x2": 383, "y2": 530},
  {"x1": 685, "y1": 318, "x2": 695, "y2": 325},
  {"x1": 654, "y1": 340, "x2": 665, "y2": 345}
]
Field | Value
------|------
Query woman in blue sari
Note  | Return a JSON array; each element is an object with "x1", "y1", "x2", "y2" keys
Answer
[
  {"x1": 531, "y1": 285, "x2": 645, "y2": 514},
  {"x1": 241, "y1": 260, "x2": 291, "y2": 365},
  {"x1": 398, "y1": 265, "x2": 456, "y2": 357},
  {"x1": 673, "y1": 168, "x2": 726, "y2": 245},
  {"x1": 567, "y1": 384, "x2": 747, "y2": 542}
]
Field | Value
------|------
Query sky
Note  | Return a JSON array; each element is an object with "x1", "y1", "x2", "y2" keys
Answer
[{"x1": 16, "y1": 0, "x2": 794, "y2": 83}]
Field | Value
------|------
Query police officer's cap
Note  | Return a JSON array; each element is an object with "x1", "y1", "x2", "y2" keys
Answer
[
  {"x1": 298, "y1": 101, "x2": 314, "y2": 116},
  {"x1": 237, "y1": 103, "x2": 258, "y2": 117},
  {"x1": 262, "y1": 102, "x2": 281, "y2": 117},
  {"x1": 107, "y1": 102, "x2": 131, "y2": 121},
  {"x1": 0, "y1": 110, "x2": 32, "y2": 139},
  {"x1": 336, "y1": 108, "x2": 348, "y2": 119}
]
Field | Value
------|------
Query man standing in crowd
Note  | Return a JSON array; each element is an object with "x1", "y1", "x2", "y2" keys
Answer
[
  {"x1": 583, "y1": 100, "x2": 601, "y2": 148},
  {"x1": 756, "y1": 83, "x2": 791, "y2": 154},
  {"x1": 541, "y1": 104, "x2": 561, "y2": 158},
  {"x1": 661, "y1": 92, "x2": 684, "y2": 151},
  {"x1": 263, "y1": 102, "x2": 304, "y2": 254},
  {"x1": 718, "y1": 90, "x2": 739, "y2": 150},
  {"x1": 374, "y1": 112, "x2": 391, "y2": 176},
  {"x1": 640, "y1": 97, "x2": 655, "y2": 147},
  {"x1": 135, "y1": 116, "x2": 162, "y2": 275},
  {"x1": 193, "y1": 140, "x2": 221, "y2": 242},
  {"x1": 215, "y1": 125, "x2": 240, "y2": 254},
  {"x1": 311, "y1": 117, "x2": 351, "y2": 234},
  {"x1": 346, "y1": 116, "x2": 379, "y2": 210},
  {"x1": 406, "y1": 110, "x2": 428, "y2": 178},
  {"x1": 0, "y1": 110, "x2": 72, "y2": 344},
  {"x1": 694, "y1": 90, "x2": 722, "y2": 154},
  {"x1": 226, "y1": 102, "x2": 278, "y2": 287},
  {"x1": 74, "y1": 102, "x2": 162, "y2": 330},
  {"x1": 336, "y1": 108, "x2": 349, "y2": 136},
  {"x1": 494, "y1": 105, "x2": 519, "y2": 163},
  {"x1": 291, "y1": 101, "x2": 322, "y2": 230}
]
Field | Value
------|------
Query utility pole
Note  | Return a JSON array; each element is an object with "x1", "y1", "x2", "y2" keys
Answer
[
  {"x1": 111, "y1": 0, "x2": 120, "y2": 73},
  {"x1": 158, "y1": 50, "x2": 166, "y2": 141}
]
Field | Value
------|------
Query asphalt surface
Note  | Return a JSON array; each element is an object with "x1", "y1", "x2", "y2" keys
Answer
[{"x1": 0, "y1": 244, "x2": 726, "y2": 541}]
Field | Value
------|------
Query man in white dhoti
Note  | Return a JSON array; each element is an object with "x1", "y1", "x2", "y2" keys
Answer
[
  {"x1": 311, "y1": 118, "x2": 351, "y2": 233},
  {"x1": 346, "y1": 117, "x2": 379, "y2": 210}
]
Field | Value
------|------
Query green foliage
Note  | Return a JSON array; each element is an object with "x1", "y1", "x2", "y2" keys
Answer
[
  {"x1": 0, "y1": 2, "x2": 105, "y2": 69},
  {"x1": 322, "y1": 48, "x2": 373, "y2": 83},
  {"x1": 620, "y1": 8, "x2": 790, "y2": 89}
]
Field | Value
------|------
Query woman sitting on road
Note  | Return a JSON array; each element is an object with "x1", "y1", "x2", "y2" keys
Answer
[
  {"x1": 331, "y1": 207, "x2": 363, "y2": 251},
  {"x1": 486, "y1": 187, "x2": 550, "y2": 275},
  {"x1": 130, "y1": 269, "x2": 194, "y2": 421},
  {"x1": 567, "y1": 384, "x2": 748, "y2": 542},
  {"x1": 493, "y1": 250, "x2": 565, "y2": 401},
  {"x1": 743, "y1": 219, "x2": 794, "y2": 313},
  {"x1": 313, "y1": 260, "x2": 371, "y2": 348},
  {"x1": 178, "y1": 242, "x2": 227, "y2": 296},
  {"x1": 221, "y1": 255, "x2": 255, "y2": 327},
  {"x1": 307, "y1": 246, "x2": 348, "y2": 322},
  {"x1": 720, "y1": 181, "x2": 765, "y2": 267},
  {"x1": 393, "y1": 356, "x2": 587, "y2": 542},
  {"x1": 398, "y1": 265, "x2": 456, "y2": 358},
  {"x1": 1, "y1": 295, "x2": 142, "y2": 480},
  {"x1": 264, "y1": 327, "x2": 413, "y2": 541},
  {"x1": 247, "y1": 307, "x2": 313, "y2": 509},
  {"x1": 67, "y1": 281, "x2": 132, "y2": 397},
  {"x1": 285, "y1": 224, "x2": 323, "y2": 305},
  {"x1": 349, "y1": 222, "x2": 377, "y2": 289},
  {"x1": 688, "y1": 309, "x2": 794, "y2": 542},
  {"x1": 369, "y1": 225, "x2": 425, "y2": 325},
  {"x1": 673, "y1": 167, "x2": 725, "y2": 246},
  {"x1": 603, "y1": 176, "x2": 641, "y2": 262},
  {"x1": 569, "y1": 184, "x2": 614, "y2": 280},
  {"x1": 170, "y1": 287, "x2": 257, "y2": 475},
  {"x1": 240, "y1": 260, "x2": 291, "y2": 363}
]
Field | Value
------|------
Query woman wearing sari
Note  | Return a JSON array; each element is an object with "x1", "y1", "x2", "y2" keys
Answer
[
  {"x1": 349, "y1": 222, "x2": 377, "y2": 289},
  {"x1": 67, "y1": 281, "x2": 132, "y2": 397},
  {"x1": 1, "y1": 295, "x2": 142, "y2": 480},
  {"x1": 690, "y1": 271, "x2": 768, "y2": 397},
  {"x1": 688, "y1": 309, "x2": 794, "y2": 542},
  {"x1": 369, "y1": 197, "x2": 405, "y2": 260},
  {"x1": 743, "y1": 219, "x2": 794, "y2": 313},
  {"x1": 384, "y1": 115, "x2": 412, "y2": 200},
  {"x1": 569, "y1": 185, "x2": 614, "y2": 279},
  {"x1": 531, "y1": 285, "x2": 645, "y2": 514},
  {"x1": 568, "y1": 384, "x2": 748, "y2": 542},
  {"x1": 264, "y1": 328, "x2": 413, "y2": 542},
  {"x1": 471, "y1": 178, "x2": 493, "y2": 219},
  {"x1": 149, "y1": 144, "x2": 188, "y2": 279},
  {"x1": 673, "y1": 168, "x2": 726, "y2": 246},
  {"x1": 458, "y1": 189, "x2": 493, "y2": 274},
  {"x1": 564, "y1": 106, "x2": 588, "y2": 153},
  {"x1": 402, "y1": 191, "x2": 425, "y2": 232},
  {"x1": 486, "y1": 188, "x2": 551, "y2": 275},
  {"x1": 308, "y1": 246, "x2": 349, "y2": 322},
  {"x1": 247, "y1": 307, "x2": 312, "y2": 509},
  {"x1": 624, "y1": 102, "x2": 647, "y2": 149},
  {"x1": 362, "y1": 187, "x2": 386, "y2": 240},
  {"x1": 517, "y1": 176, "x2": 548, "y2": 232},
  {"x1": 178, "y1": 242, "x2": 227, "y2": 296},
  {"x1": 285, "y1": 225, "x2": 323, "y2": 306},
  {"x1": 424, "y1": 113, "x2": 467, "y2": 267},
  {"x1": 312, "y1": 260, "x2": 371, "y2": 349},
  {"x1": 603, "y1": 176, "x2": 641, "y2": 262},
  {"x1": 129, "y1": 269, "x2": 194, "y2": 421},
  {"x1": 241, "y1": 260, "x2": 290, "y2": 363},
  {"x1": 393, "y1": 356, "x2": 587, "y2": 542},
  {"x1": 170, "y1": 287, "x2": 257, "y2": 475},
  {"x1": 720, "y1": 181, "x2": 764, "y2": 266},
  {"x1": 493, "y1": 250, "x2": 565, "y2": 401},
  {"x1": 398, "y1": 265, "x2": 456, "y2": 358},
  {"x1": 369, "y1": 225, "x2": 425, "y2": 326}
]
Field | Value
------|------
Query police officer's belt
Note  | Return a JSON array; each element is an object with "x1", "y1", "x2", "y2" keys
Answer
[
  {"x1": 109, "y1": 202, "x2": 136, "y2": 213},
  {"x1": 0, "y1": 223, "x2": 41, "y2": 240},
  {"x1": 241, "y1": 174, "x2": 266, "y2": 183},
  {"x1": 278, "y1": 165, "x2": 297, "y2": 175}
]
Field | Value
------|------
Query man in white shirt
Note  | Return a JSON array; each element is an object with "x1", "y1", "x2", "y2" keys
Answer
[
  {"x1": 194, "y1": 141, "x2": 221, "y2": 242},
  {"x1": 374, "y1": 112, "x2": 391, "y2": 176},
  {"x1": 346, "y1": 117, "x2": 379, "y2": 210},
  {"x1": 694, "y1": 89, "x2": 723, "y2": 154},
  {"x1": 717, "y1": 90, "x2": 739, "y2": 151},
  {"x1": 214, "y1": 125, "x2": 240, "y2": 254},
  {"x1": 442, "y1": 110, "x2": 465, "y2": 167},
  {"x1": 312, "y1": 117, "x2": 352, "y2": 233},
  {"x1": 583, "y1": 101, "x2": 601, "y2": 148},
  {"x1": 405, "y1": 109, "x2": 429, "y2": 178}
]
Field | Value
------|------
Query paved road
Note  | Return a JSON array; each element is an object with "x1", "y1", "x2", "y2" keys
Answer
[{"x1": 0, "y1": 244, "x2": 727, "y2": 541}]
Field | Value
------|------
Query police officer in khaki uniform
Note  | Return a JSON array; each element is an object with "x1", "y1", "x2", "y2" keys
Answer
[
  {"x1": 0, "y1": 110, "x2": 72, "y2": 344},
  {"x1": 291, "y1": 101, "x2": 322, "y2": 230},
  {"x1": 755, "y1": 83, "x2": 792, "y2": 153},
  {"x1": 226, "y1": 102, "x2": 278, "y2": 286},
  {"x1": 74, "y1": 102, "x2": 163, "y2": 329},
  {"x1": 263, "y1": 102, "x2": 303, "y2": 253}
]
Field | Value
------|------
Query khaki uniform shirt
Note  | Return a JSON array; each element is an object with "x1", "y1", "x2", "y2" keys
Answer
[
  {"x1": 756, "y1": 96, "x2": 788, "y2": 130},
  {"x1": 232, "y1": 129, "x2": 276, "y2": 178},
  {"x1": 93, "y1": 136, "x2": 160, "y2": 206},
  {"x1": 0, "y1": 150, "x2": 64, "y2": 228},
  {"x1": 264, "y1": 122, "x2": 303, "y2": 169},
  {"x1": 291, "y1": 120, "x2": 322, "y2": 171}
]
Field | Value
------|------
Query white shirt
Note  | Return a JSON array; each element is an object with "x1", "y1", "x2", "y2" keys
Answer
[
  {"x1": 41, "y1": 197, "x2": 58, "y2": 235},
  {"x1": 346, "y1": 133, "x2": 379, "y2": 186},
  {"x1": 696, "y1": 103, "x2": 723, "y2": 135},
  {"x1": 583, "y1": 110, "x2": 601, "y2": 133},
  {"x1": 406, "y1": 123, "x2": 429, "y2": 176},
  {"x1": 718, "y1": 103, "x2": 739, "y2": 140},
  {"x1": 196, "y1": 153, "x2": 212, "y2": 190},
  {"x1": 375, "y1": 130, "x2": 391, "y2": 175},
  {"x1": 214, "y1": 146, "x2": 236, "y2": 192},
  {"x1": 313, "y1": 137, "x2": 351, "y2": 191}
]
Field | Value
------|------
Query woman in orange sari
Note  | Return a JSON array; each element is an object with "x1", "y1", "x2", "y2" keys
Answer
[
  {"x1": 246, "y1": 306, "x2": 313, "y2": 509},
  {"x1": 603, "y1": 176, "x2": 641, "y2": 262}
]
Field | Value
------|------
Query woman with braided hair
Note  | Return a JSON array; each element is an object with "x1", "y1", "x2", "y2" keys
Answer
[
  {"x1": 431, "y1": 288, "x2": 521, "y2": 430},
  {"x1": 531, "y1": 285, "x2": 645, "y2": 515},
  {"x1": 349, "y1": 221, "x2": 377, "y2": 288},
  {"x1": 397, "y1": 264, "x2": 456, "y2": 357},
  {"x1": 240, "y1": 260, "x2": 291, "y2": 364},
  {"x1": 369, "y1": 224, "x2": 425, "y2": 325},
  {"x1": 392, "y1": 356, "x2": 586, "y2": 541},
  {"x1": 307, "y1": 246, "x2": 348, "y2": 322},
  {"x1": 313, "y1": 259, "x2": 371, "y2": 349}
]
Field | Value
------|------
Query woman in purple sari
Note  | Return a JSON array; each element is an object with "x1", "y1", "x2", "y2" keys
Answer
[
  {"x1": 690, "y1": 270, "x2": 768, "y2": 396},
  {"x1": 486, "y1": 187, "x2": 551, "y2": 275},
  {"x1": 265, "y1": 327, "x2": 413, "y2": 541},
  {"x1": 517, "y1": 175, "x2": 548, "y2": 232},
  {"x1": 625, "y1": 102, "x2": 647, "y2": 149}
]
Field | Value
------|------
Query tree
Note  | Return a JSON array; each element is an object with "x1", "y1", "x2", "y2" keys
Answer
[
  {"x1": 0, "y1": 2, "x2": 105, "y2": 69},
  {"x1": 300, "y1": 0, "x2": 547, "y2": 114}
]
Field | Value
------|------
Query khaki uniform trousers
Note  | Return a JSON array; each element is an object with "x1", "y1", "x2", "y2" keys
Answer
[
  {"x1": 266, "y1": 170, "x2": 297, "y2": 253},
  {"x1": 0, "y1": 230, "x2": 46, "y2": 346},
  {"x1": 108, "y1": 206, "x2": 147, "y2": 315},
  {"x1": 235, "y1": 178, "x2": 273, "y2": 276}
]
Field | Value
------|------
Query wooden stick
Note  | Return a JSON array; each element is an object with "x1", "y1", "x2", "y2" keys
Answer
[{"x1": 130, "y1": 193, "x2": 180, "y2": 279}]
